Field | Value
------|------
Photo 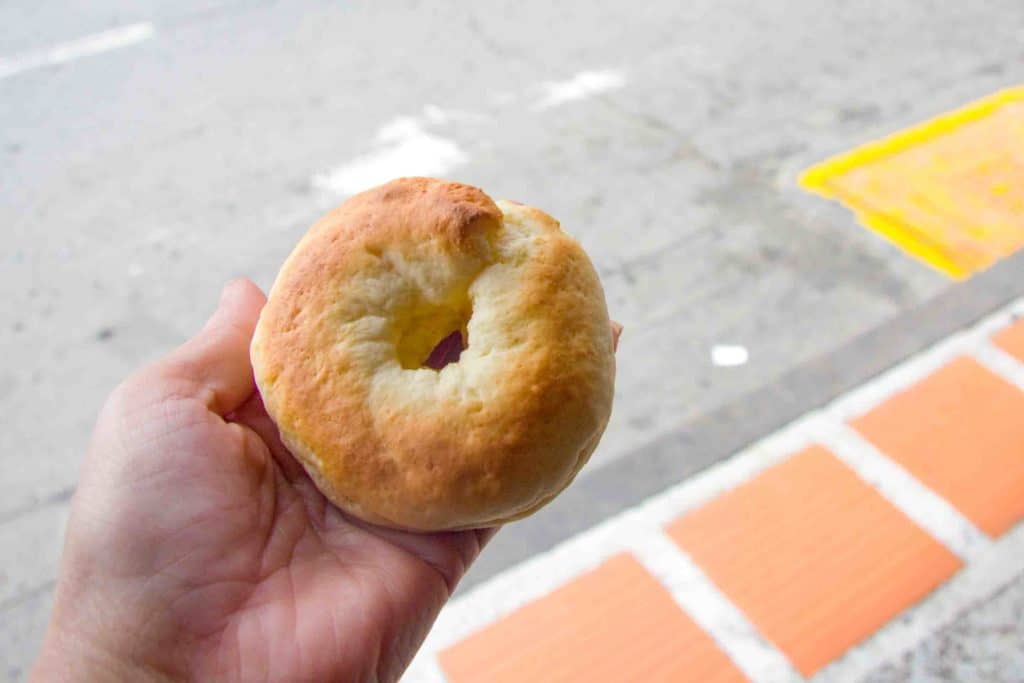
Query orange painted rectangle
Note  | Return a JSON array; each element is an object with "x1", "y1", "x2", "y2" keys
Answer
[
  {"x1": 852, "y1": 356, "x2": 1024, "y2": 537},
  {"x1": 992, "y1": 318, "x2": 1024, "y2": 362},
  {"x1": 666, "y1": 447, "x2": 961, "y2": 676},
  {"x1": 439, "y1": 553, "x2": 748, "y2": 683}
]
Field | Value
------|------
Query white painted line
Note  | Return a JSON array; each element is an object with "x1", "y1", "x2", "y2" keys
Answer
[
  {"x1": 974, "y1": 341, "x2": 1024, "y2": 393},
  {"x1": 636, "y1": 413, "x2": 819, "y2": 527},
  {"x1": 402, "y1": 654, "x2": 447, "y2": 683},
  {"x1": 415, "y1": 516, "x2": 632, "y2": 657},
  {"x1": 0, "y1": 23, "x2": 155, "y2": 81},
  {"x1": 828, "y1": 296, "x2": 1024, "y2": 421},
  {"x1": 403, "y1": 512, "x2": 635, "y2": 682},
  {"x1": 815, "y1": 420, "x2": 992, "y2": 561},
  {"x1": 312, "y1": 116, "x2": 467, "y2": 197},
  {"x1": 811, "y1": 521, "x2": 1024, "y2": 683},
  {"x1": 312, "y1": 66, "x2": 629, "y2": 198},
  {"x1": 827, "y1": 331, "x2": 972, "y2": 420},
  {"x1": 419, "y1": 104, "x2": 485, "y2": 126},
  {"x1": 531, "y1": 69, "x2": 626, "y2": 110},
  {"x1": 628, "y1": 530, "x2": 802, "y2": 683},
  {"x1": 401, "y1": 515, "x2": 631, "y2": 681},
  {"x1": 960, "y1": 300, "x2": 1024, "y2": 340}
]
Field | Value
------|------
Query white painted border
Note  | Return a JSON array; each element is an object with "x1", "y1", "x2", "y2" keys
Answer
[
  {"x1": 829, "y1": 297, "x2": 1024, "y2": 421},
  {"x1": 975, "y1": 341, "x2": 1024, "y2": 392},
  {"x1": 0, "y1": 23, "x2": 155, "y2": 81}
]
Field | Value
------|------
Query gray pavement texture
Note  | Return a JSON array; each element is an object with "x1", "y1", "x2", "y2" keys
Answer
[
  {"x1": 3, "y1": 1, "x2": 1024, "y2": 680},
  {"x1": 863, "y1": 571, "x2": 1024, "y2": 683}
]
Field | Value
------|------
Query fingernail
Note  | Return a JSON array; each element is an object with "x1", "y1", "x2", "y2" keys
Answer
[{"x1": 611, "y1": 321, "x2": 623, "y2": 352}]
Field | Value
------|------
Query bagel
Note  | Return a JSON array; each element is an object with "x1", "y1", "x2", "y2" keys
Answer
[{"x1": 251, "y1": 177, "x2": 616, "y2": 531}]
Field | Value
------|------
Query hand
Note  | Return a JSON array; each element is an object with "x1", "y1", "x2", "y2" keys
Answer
[{"x1": 32, "y1": 280, "x2": 494, "y2": 683}]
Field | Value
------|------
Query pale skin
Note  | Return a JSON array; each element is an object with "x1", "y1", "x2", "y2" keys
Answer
[{"x1": 32, "y1": 279, "x2": 621, "y2": 682}]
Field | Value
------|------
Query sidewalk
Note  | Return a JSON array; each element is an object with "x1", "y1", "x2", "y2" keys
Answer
[{"x1": 405, "y1": 299, "x2": 1024, "y2": 682}]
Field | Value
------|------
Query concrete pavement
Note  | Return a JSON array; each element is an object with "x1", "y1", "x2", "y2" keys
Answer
[{"x1": 2, "y1": 1, "x2": 1023, "y2": 680}]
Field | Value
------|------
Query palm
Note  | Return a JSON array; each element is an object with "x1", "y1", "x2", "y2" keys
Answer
[
  {"x1": 197, "y1": 395, "x2": 480, "y2": 682},
  {"x1": 50, "y1": 281, "x2": 489, "y2": 683}
]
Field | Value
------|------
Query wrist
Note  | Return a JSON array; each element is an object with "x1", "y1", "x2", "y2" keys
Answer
[{"x1": 32, "y1": 620, "x2": 175, "y2": 683}]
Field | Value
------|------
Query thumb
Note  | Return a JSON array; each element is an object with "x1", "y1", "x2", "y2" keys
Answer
[{"x1": 155, "y1": 279, "x2": 267, "y2": 415}]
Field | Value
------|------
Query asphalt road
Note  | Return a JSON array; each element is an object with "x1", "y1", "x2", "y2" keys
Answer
[{"x1": 2, "y1": 1, "x2": 1023, "y2": 680}]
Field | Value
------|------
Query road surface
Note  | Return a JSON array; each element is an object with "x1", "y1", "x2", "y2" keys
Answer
[{"x1": 2, "y1": 1, "x2": 1023, "y2": 680}]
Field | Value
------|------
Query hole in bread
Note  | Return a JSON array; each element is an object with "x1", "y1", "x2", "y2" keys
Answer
[
  {"x1": 394, "y1": 302, "x2": 471, "y2": 370},
  {"x1": 423, "y1": 329, "x2": 465, "y2": 369}
]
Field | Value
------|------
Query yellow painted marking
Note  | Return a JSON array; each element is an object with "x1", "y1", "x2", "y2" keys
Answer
[{"x1": 801, "y1": 87, "x2": 1024, "y2": 279}]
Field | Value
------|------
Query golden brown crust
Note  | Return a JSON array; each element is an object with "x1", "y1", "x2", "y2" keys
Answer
[{"x1": 251, "y1": 177, "x2": 615, "y2": 530}]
